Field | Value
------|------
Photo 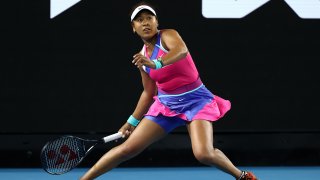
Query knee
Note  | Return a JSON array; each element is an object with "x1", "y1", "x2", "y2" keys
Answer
[
  {"x1": 117, "y1": 143, "x2": 143, "y2": 160},
  {"x1": 193, "y1": 148, "x2": 215, "y2": 165}
]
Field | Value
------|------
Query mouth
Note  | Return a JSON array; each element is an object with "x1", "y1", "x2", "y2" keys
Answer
[{"x1": 143, "y1": 28, "x2": 151, "y2": 32}]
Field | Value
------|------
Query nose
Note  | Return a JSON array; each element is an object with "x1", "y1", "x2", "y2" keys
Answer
[{"x1": 142, "y1": 19, "x2": 149, "y2": 26}]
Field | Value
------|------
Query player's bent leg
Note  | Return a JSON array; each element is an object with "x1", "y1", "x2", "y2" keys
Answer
[
  {"x1": 80, "y1": 118, "x2": 166, "y2": 180},
  {"x1": 187, "y1": 120, "x2": 242, "y2": 179},
  {"x1": 116, "y1": 118, "x2": 167, "y2": 160}
]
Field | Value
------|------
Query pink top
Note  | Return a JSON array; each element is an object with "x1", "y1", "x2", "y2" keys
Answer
[
  {"x1": 142, "y1": 32, "x2": 231, "y2": 122},
  {"x1": 142, "y1": 31, "x2": 200, "y2": 92}
]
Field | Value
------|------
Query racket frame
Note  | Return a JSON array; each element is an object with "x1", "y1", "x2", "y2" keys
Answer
[{"x1": 40, "y1": 132, "x2": 122, "y2": 175}]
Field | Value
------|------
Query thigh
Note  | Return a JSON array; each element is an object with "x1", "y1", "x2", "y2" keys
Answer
[
  {"x1": 144, "y1": 115, "x2": 186, "y2": 133},
  {"x1": 123, "y1": 117, "x2": 167, "y2": 149},
  {"x1": 187, "y1": 120, "x2": 214, "y2": 150}
]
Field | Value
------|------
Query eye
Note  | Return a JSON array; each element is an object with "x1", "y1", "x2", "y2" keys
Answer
[{"x1": 137, "y1": 17, "x2": 143, "y2": 22}]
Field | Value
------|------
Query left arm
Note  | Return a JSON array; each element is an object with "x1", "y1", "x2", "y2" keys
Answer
[
  {"x1": 160, "y1": 29, "x2": 189, "y2": 66},
  {"x1": 132, "y1": 29, "x2": 189, "y2": 69}
]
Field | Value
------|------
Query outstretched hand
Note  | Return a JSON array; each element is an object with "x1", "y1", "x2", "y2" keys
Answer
[
  {"x1": 132, "y1": 53, "x2": 156, "y2": 69},
  {"x1": 118, "y1": 122, "x2": 136, "y2": 139}
]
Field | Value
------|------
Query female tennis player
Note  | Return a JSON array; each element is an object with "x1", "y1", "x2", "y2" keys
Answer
[{"x1": 80, "y1": 2, "x2": 258, "y2": 180}]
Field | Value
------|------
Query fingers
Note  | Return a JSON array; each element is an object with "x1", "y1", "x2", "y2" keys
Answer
[
  {"x1": 125, "y1": 125, "x2": 136, "y2": 137},
  {"x1": 132, "y1": 53, "x2": 140, "y2": 64},
  {"x1": 132, "y1": 54, "x2": 144, "y2": 68},
  {"x1": 132, "y1": 53, "x2": 153, "y2": 68},
  {"x1": 122, "y1": 129, "x2": 135, "y2": 138},
  {"x1": 119, "y1": 123, "x2": 136, "y2": 139},
  {"x1": 124, "y1": 129, "x2": 131, "y2": 137}
]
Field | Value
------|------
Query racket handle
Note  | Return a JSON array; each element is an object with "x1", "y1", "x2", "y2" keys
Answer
[{"x1": 102, "y1": 132, "x2": 123, "y2": 143}]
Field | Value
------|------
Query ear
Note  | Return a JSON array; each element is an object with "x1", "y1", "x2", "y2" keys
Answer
[{"x1": 132, "y1": 23, "x2": 136, "y2": 33}]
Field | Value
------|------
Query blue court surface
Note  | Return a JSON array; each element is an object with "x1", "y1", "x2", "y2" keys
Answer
[{"x1": 0, "y1": 166, "x2": 319, "y2": 180}]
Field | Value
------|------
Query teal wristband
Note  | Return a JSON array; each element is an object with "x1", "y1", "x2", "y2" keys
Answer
[
  {"x1": 157, "y1": 57, "x2": 164, "y2": 67},
  {"x1": 127, "y1": 115, "x2": 140, "y2": 127},
  {"x1": 152, "y1": 59, "x2": 163, "y2": 69}
]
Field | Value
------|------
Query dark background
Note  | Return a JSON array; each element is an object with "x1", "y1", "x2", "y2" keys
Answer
[{"x1": 1, "y1": 0, "x2": 320, "y2": 167}]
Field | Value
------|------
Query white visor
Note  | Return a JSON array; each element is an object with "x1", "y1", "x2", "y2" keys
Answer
[{"x1": 131, "y1": 5, "x2": 157, "y2": 22}]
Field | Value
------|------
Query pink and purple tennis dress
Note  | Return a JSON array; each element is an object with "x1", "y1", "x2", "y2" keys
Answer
[{"x1": 142, "y1": 31, "x2": 231, "y2": 133}]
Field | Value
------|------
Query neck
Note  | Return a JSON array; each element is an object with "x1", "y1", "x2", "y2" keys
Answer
[{"x1": 143, "y1": 32, "x2": 158, "y2": 47}]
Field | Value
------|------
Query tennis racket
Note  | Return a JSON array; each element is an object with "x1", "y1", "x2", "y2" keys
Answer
[{"x1": 40, "y1": 132, "x2": 123, "y2": 175}]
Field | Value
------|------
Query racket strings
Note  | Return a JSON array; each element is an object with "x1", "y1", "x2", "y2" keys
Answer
[{"x1": 41, "y1": 137, "x2": 86, "y2": 174}]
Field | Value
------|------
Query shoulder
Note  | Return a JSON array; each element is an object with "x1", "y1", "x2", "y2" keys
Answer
[
  {"x1": 159, "y1": 29, "x2": 186, "y2": 50},
  {"x1": 160, "y1": 29, "x2": 180, "y2": 38},
  {"x1": 160, "y1": 29, "x2": 184, "y2": 45}
]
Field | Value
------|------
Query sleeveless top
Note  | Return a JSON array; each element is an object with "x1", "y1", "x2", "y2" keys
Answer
[
  {"x1": 141, "y1": 31, "x2": 200, "y2": 92},
  {"x1": 141, "y1": 31, "x2": 231, "y2": 122}
]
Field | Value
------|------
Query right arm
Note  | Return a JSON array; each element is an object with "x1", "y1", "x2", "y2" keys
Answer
[
  {"x1": 119, "y1": 66, "x2": 157, "y2": 137},
  {"x1": 132, "y1": 68, "x2": 157, "y2": 119}
]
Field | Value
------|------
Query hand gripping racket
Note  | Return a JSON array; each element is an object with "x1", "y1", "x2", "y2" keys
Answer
[{"x1": 40, "y1": 132, "x2": 123, "y2": 175}]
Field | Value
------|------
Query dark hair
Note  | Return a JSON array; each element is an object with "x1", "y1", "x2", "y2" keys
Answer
[{"x1": 129, "y1": 1, "x2": 158, "y2": 21}]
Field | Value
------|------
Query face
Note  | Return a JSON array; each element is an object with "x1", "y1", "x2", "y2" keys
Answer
[{"x1": 132, "y1": 11, "x2": 158, "y2": 40}]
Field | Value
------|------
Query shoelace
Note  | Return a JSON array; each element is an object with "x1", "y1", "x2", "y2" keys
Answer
[
  {"x1": 237, "y1": 171, "x2": 246, "y2": 180},
  {"x1": 238, "y1": 171, "x2": 256, "y2": 180}
]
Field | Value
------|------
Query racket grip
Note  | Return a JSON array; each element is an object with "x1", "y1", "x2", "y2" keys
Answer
[{"x1": 102, "y1": 132, "x2": 123, "y2": 143}]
